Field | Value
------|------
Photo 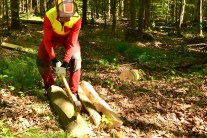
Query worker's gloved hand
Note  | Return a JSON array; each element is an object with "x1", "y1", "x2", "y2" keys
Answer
[
  {"x1": 56, "y1": 61, "x2": 69, "y2": 76},
  {"x1": 56, "y1": 67, "x2": 66, "y2": 76},
  {"x1": 51, "y1": 58, "x2": 61, "y2": 68}
]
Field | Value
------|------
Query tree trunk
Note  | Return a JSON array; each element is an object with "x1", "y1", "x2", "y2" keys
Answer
[
  {"x1": 165, "y1": 0, "x2": 169, "y2": 25},
  {"x1": 95, "y1": 0, "x2": 99, "y2": 19},
  {"x1": 123, "y1": 0, "x2": 128, "y2": 18},
  {"x1": 172, "y1": 1, "x2": 176, "y2": 23},
  {"x1": 82, "y1": 0, "x2": 88, "y2": 29},
  {"x1": 26, "y1": 0, "x2": 29, "y2": 18},
  {"x1": 103, "y1": 0, "x2": 107, "y2": 28},
  {"x1": 118, "y1": 0, "x2": 123, "y2": 17},
  {"x1": 29, "y1": 0, "x2": 33, "y2": 14},
  {"x1": 23, "y1": 0, "x2": 25, "y2": 13},
  {"x1": 0, "y1": 0, "x2": 2, "y2": 17},
  {"x1": 46, "y1": 0, "x2": 54, "y2": 11},
  {"x1": 198, "y1": 0, "x2": 203, "y2": 37},
  {"x1": 5, "y1": 0, "x2": 9, "y2": 30},
  {"x1": 112, "y1": 0, "x2": 117, "y2": 32},
  {"x1": 40, "y1": 0, "x2": 45, "y2": 17},
  {"x1": 89, "y1": 1, "x2": 94, "y2": 19},
  {"x1": 10, "y1": 0, "x2": 21, "y2": 30},
  {"x1": 144, "y1": 0, "x2": 151, "y2": 30},
  {"x1": 108, "y1": 0, "x2": 111, "y2": 20},
  {"x1": 130, "y1": 0, "x2": 136, "y2": 29},
  {"x1": 177, "y1": 0, "x2": 185, "y2": 35},
  {"x1": 138, "y1": 0, "x2": 145, "y2": 34},
  {"x1": 3, "y1": 0, "x2": 5, "y2": 17},
  {"x1": 175, "y1": 0, "x2": 178, "y2": 25}
]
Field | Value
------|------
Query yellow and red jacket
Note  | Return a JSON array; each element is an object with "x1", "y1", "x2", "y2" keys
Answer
[{"x1": 43, "y1": 6, "x2": 82, "y2": 62}]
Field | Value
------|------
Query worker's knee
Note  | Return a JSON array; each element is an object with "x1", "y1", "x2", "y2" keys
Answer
[
  {"x1": 74, "y1": 58, "x2": 82, "y2": 71},
  {"x1": 72, "y1": 52, "x2": 82, "y2": 71}
]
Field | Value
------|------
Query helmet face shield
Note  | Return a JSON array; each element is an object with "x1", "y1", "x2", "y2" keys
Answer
[{"x1": 58, "y1": 1, "x2": 77, "y2": 18}]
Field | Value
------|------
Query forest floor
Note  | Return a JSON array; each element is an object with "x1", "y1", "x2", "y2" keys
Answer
[{"x1": 0, "y1": 23, "x2": 207, "y2": 138}]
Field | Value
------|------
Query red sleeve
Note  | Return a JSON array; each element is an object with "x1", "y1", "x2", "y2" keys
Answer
[
  {"x1": 63, "y1": 19, "x2": 82, "y2": 62},
  {"x1": 43, "y1": 15, "x2": 56, "y2": 60}
]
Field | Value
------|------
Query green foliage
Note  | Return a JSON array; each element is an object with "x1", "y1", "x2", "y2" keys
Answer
[
  {"x1": 83, "y1": 31, "x2": 207, "y2": 79},
  {"x1": 7, "y1": 31, "x2": 42, "y2": 49},
  {"x1": 0, "y1": 119, "x2": 68, "y2": 138},
  {"x1": 98, "y1": 115, "x2": 113, "y2": 131},
  {"x1": 0, "y1": 120, "x2": 13, "y2": 138},
  {"x1": 0, "y1": 54, "x2": 41, "y2": 91},
  {"x1": 104, "y1": 79, "x2": 116, "y2": 92},
  {"x1": 22, "y1": 128, "x2": 68, "y2": 138}
]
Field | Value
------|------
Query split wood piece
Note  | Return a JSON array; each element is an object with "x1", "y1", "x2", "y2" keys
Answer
[
  {"x1": 78, "y1": 86, "x2": 101, "y2": 126},
  {"x1": 47, "y1": 85, "x2": 91, "y2": 137},
  {"x1": 80, "y1": 81, "x2": 123, "y2": 128},
  {"x1": 1, "y1": 42, "x2": 35, "y2": 54}
]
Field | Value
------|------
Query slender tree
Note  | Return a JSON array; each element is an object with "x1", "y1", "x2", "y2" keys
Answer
[
  {"x1": 144, "y1": 0, "x2": 151, "y2": 30},
  {"x1": 103, "y1": 0, "x2": 107, "y2": 28},
  {"x1": 26, "y1": 0, "x2": 29, "y2": 18},
  {"x1": 82, "y1": 0, "x2": 88, "y2": 29},
  {"x1": 130, "y1": 0, "x2": 136, "y2": 29},
  {"x1": 112, "y1": 0, "x2": 117, "y2": 31},
  {"x1": 177, "y1": 0, "x2": 185, "y2": 35},
  {"x1": 108, "y1": 0, "x2": 111, "y2": 19},
  {"x1": 198, "y1": 0, "x2": 203, "y2": 37},
  {"x1": 118, "y1": 0, "x2": 123, "y2": 17},
  {"x1": 10, "y1": 0, "x2": 21, "y2": 30},
  {"x1": 123, "y1": 0, "x2": 129, "y2": 18},
  {"x1": 137, "y1": 0, "x2": 145, "y2": 34},
  {"x1": 3, "y1": 0, "x2": 5, "y2": 17},
  {"x1": 95, "y1": 0, "x2": 99, "y2": 18},
  {"x1": 46, "y1": 0, "x2": 54, "y2": 10},
  {"x1": 5, "y1": 0, "x2": 9, "y2": 30},
  {"x1": 0, "y1": 0, "x2": 2, "y2": 17},
  {"x1": 40, "y1": 0, "x2": 45, "y2": 16}
]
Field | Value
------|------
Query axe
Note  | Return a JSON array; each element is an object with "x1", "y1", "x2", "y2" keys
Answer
[{"x1": 61, "y1": 74, "x2": 82, "y2": 117}]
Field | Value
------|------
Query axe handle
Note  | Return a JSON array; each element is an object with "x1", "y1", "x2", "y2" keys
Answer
[
  {"x1": 60, "y1": 74, "x2": 82, "y2": 118},
  {"x1": 61, "y1": 74, "x2": 78, "y2": 104}
]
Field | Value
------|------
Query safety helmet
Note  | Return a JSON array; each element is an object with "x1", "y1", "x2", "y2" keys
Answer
[{"x1": 56, "y1": 0, "x2": 77, "y2": 18}]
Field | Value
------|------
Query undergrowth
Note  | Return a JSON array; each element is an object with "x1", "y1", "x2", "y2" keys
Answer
[
  {"x1": 0, "y1": 54, "x2": 41, "y2": 91},
  {"x1": 83, "y1": 30, "x2": 207, "y2": 78}
]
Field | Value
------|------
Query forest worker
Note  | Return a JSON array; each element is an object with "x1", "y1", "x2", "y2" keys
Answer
[{"x1": 36, "y1": 0, "x2": 82, "y2": 98}]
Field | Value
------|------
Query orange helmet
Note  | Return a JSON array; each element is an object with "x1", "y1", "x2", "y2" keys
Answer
[{"x1": 56, "y1": 0, "x2": 77, "y2": 17}]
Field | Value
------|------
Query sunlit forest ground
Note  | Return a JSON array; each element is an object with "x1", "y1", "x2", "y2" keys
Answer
[{"x1": 0, "y1": 20, "x2": 207, "y2": 137}]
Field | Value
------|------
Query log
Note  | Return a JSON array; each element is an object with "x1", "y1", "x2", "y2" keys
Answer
[
  {"x1": 1, "y1": 42, "x2": 35, "y2": 54},
  {"x1": 80, "y1": 81, "x2": 123, "y2": 128},
  {"x1": 78, "y1": 86, "x2": 101, "y2": 126},
  {"x1": 119, "y1": 69, "x2": 145, "y2": 81},
  {"x1": 47, "y1": 85, "x2": 91, "y2": 137}
]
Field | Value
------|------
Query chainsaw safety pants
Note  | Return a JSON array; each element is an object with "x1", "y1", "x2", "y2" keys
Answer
[{"x1": 36, "y1": 38, "x2": 81, "y2": 93}]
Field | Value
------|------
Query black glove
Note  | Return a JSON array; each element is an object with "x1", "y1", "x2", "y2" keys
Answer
[
  {"x1": 51, "y1": 58, "x2": 61, "y2": 67},
  {"x1": 61, "y1": 61, "x2": 69, "y2": 68}
]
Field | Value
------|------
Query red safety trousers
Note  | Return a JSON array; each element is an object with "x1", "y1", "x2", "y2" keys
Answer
[{"x1": 36, "y1": 36, "x2": 81, "y2": 93}]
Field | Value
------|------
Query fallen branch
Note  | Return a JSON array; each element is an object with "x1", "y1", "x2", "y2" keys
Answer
[{"x1": 1, "y1": 42, "x2": 36, "y2": 54}]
